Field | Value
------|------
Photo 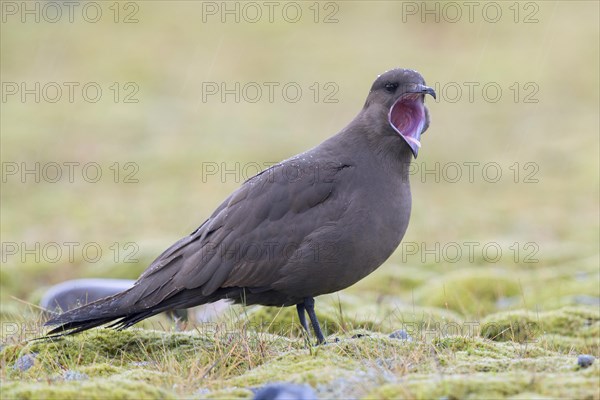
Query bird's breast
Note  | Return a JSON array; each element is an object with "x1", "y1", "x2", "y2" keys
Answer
[{"x1": 306, "y1": 166, "x2": 412, "y2": 294}]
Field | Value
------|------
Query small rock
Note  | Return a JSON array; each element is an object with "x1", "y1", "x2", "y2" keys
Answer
[
  {"x1": 63, "y1": 370, "x2": 89, "y2": 381},
  {"x1": 572, "y1": 295, "x2": 600, "y2": 306},
  {"x1": 13, "y1": 353, "x2": 37, "y2": 372},
  {"x1": 389, "y1": 329, "x2": 412, "y2": 341},
  {"x1": 495, "y1": 296, "x2": 520, "y2": 309},
  {"x1": 577, "y1": 354, "x2": 595, "y2": 368},
  {"x1": 253, "y1": 382, "x2": 317, "y2": 400},
  {"x1": 574, "y1": 271, "x2": 589, "y2": 281},
  {"x1": 130, "y1": 361, "x2": 154, "y2": 367},
  {"x1": 195, "y1": 387, "x2": 210, "y2": 396},
  {"x1": 351, "y1": 333, "x2": 368, "y2": 339}
]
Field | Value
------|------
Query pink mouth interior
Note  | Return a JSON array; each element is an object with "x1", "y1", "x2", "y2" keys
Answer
[{"x1": 388, "y1": 94, "x2": 426, "y2": 148}]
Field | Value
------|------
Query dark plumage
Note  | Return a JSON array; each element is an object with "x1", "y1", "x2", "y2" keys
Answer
[{"x1": 45, "y1": 68, "x2": 435, "y2": 343}]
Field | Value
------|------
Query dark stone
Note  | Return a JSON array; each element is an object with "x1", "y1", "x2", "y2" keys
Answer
[
  {"x1": 572, "y1": 295, "x2": 600, "y2": 306},
  {"x1": 13, "y1": 353, "x2": 37, "y2": 372},
  {"x1": 63, "y1": 370, "x2": 89, "y2": 381},
  {"x1": 41, "y1": 278, "x2": 187, "y2": 322},
  {"x1": 351, "y1": 333, "x2": 369, "y2": 339},
  {"x1": 41, "y1": 279, "x2": 136, "y2": 314},
  {"x1": 577, "y1": 354, "x2": 595, "y2": 368},
  {"x1": 253, "y1": 383, "x2": 317, "y2": 400},
  {"x1": 389, "y1": 329, "x2": 412, "y2": 341}
]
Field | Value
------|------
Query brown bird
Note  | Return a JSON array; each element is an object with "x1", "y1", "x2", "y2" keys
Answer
[{"x1": 45, "y1": 68, "x2": 436, "y2": 343}]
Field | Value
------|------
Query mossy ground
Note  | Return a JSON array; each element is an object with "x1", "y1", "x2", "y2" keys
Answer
[
  {"x1": 2, "y1": 2, "x2": 599, "y2": 399},
  {"x1": 1, "y1": 300, "x2": 598, "y2": 399}
]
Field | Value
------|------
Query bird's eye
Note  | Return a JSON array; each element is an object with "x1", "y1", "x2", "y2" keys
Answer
[{"x1": 384, "y1": 82, "x2": 398, "y2": 92}]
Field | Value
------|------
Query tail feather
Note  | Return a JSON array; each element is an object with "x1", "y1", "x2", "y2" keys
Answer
[
  {"x1": 43, "y1": 285, "x2": 241, "y2": 337},
  {"x1": 44, "y1": 289, "x2": 134, "y2": 337},
  {"x1": 46, "y1": 317, "x2": 122, "y2": 337},
  {"x1": 45, "y1": 290, "x2": 130, "y2": 325}
]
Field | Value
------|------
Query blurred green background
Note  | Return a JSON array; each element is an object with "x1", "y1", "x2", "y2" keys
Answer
[{"x1": 1, "y1": 1, "x2": 598, "y2": 321}]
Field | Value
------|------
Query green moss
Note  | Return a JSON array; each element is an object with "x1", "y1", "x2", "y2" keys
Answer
[
  {"x1": 1, "y1": 292, "x2": 598, "y2": 400},
  {"x1": 434, "y1": 336, "x2": 549, "y2": 360},
  {"x1": 243, "y1": 293, "x2": 463, "y2": 339},
  {"x1": 0, "y1": 304, "x2": 39, "y2": 333},
  {"x1": 481, "y1": 306, "x2": 600, "y2": 354},
  {"x1": 333, "y1": 303, "x2": 464, "y2": 339},
  {"x1": 201, "y1": 387, "x2": 254, "y2": 399},
  {"x1": 1, "y1": 378, "x2": 175, "y2": 400},
  {"x1": 371, "y1": 374, "x2": 531, "y2": 399},
  {"x1": 506, "y1": 392, "x2": 553, "y2": 400},
  {"x1": 220, "y1": 332, "x2": 430, "y2": 395},
  {"x1": 78, "y1": 363, "x2": 124, "y2": 377},
  {"x1": 370, "y1": 366, "x2": 600, "y2": 399},
  {"x1": 113, "y1": 369, "x2": 171, "y2": 387},
  {"x1": 352, "y1": 264, "x2": 438, "y2": 294},
  {"x1": 2, "y1": 328, "x2": 308, "y2": 399},
  {"x1": 325, "y1": 331, "x2": 420, "y2": 361},
  {"x1": 433, "y1": 335, "x2": 502, "y2": 353},
  {"x1": 22, "y1": 329, "x2": 215, "y2": 367},
  {"x1": 0, "y1": 267, "x2": 16, "y2": 299},
  {"x1": 431, "y1": 336, "x2": 580, "y2": 377},
  {"x1": 0, "y1": 342, "x2": 21, "y2": 365},
  {"x1": 540, "y1": 307, "x2": 600, "y2": 338},
  {"x1": 2, "y1": 309, "x2": 598, "y2": 400},
  {"x1": 223, "y1": 346, "x2": 357, "y2": 388},
  {"x1": 243, "y1": 304, "x2": 315, "y2": 338},
  {"x1": 480, "y1": 310, "x2": 540, "y2": 342},
  {"x1": 2, "y1": 328, "x2": 296, "y2": 382},
  {"x1": 537, "y1": 334, "x2": 599, "y2": 355},
  {"x1": 414, "y1": 268, "x2": 522, "y2": 316},
  {"x1": 524, "y1": 267, "x2": 600, "y2": 309}
]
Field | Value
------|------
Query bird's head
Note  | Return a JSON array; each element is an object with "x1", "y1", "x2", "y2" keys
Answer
[{"x1": 364, "y1": 68, "x2": 436, "y2": 158}]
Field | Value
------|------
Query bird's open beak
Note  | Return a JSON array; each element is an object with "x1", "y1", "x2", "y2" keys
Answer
[{"x1": 388, "y1": 84, "x2": 436, "y2": 158}]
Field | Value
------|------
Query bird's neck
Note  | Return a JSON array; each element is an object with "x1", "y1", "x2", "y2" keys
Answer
[{"x1": 337, "y1": 112, "x2": 414, "y2": 178}]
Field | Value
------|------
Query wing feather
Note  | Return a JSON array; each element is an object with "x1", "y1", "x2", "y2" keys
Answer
[{"x1": 128, "y1": 155, "x2": 354, "y2": 308}]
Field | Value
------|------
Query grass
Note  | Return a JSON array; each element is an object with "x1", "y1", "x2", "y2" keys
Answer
[
  {"x1": 1, "y1": 307, "x2": 598, "y2": 399},
  {"x1": 1, "y1": 1, "x2": 599, "y2": 399}
]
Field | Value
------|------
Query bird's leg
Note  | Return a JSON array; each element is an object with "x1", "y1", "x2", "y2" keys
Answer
[
  {"x1": 303, "y1": 297, "x2": 325, "y2": 344},
  {"x1": 296, "y1": 303, "x2": 310, "y2": 334}
]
